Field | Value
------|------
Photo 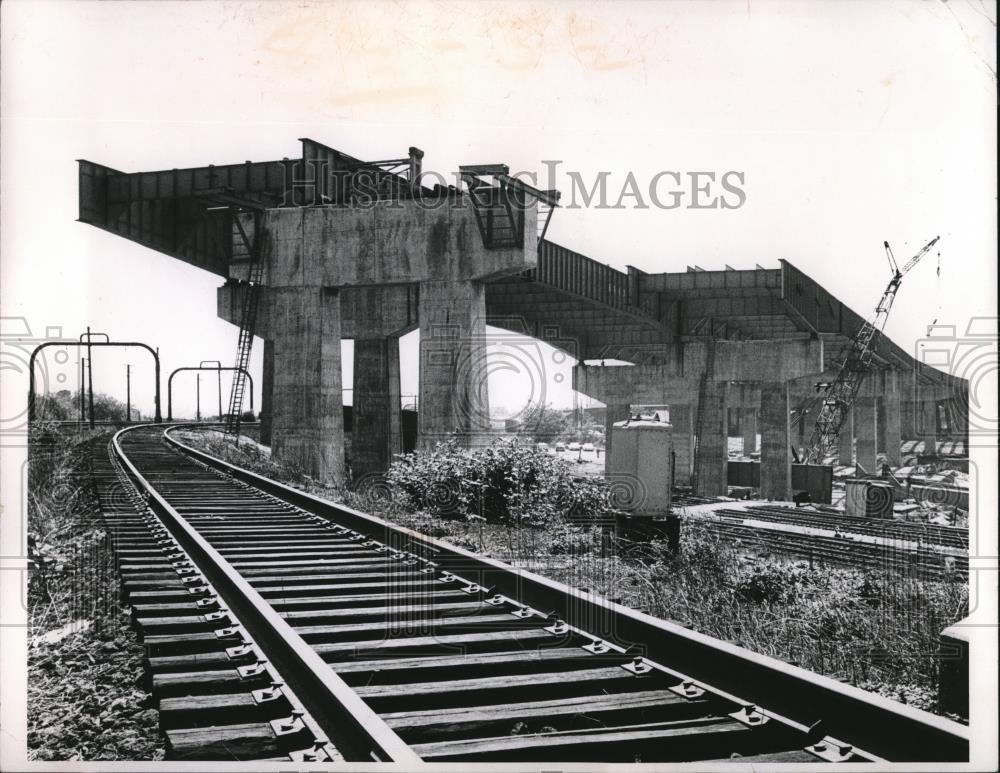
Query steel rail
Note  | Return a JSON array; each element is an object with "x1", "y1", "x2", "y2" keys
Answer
[
  {"x1": 164, "y1": 425, "x2": 970, "y2": 763},
  {"x1": 111, "y1": 425, "x2": 420, "y2": 763}
]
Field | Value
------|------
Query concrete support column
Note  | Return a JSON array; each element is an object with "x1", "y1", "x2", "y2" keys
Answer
[
  {"x1": 854, "y1": 397, "x2": 878, "y2": 472},
  {"x1": 387, "y1": 336, "x2": 403, "y2": 459},
  {"x1": 901, "y1": 401, "x2": 916, "y2": 439},
  {"x1": 604, "y1": 402, "x2": 630, "y2": 461},
  {"x1": 789, "y1": 391, "x2": 814, "y2": 460},
  {"x1": 259, "y1": 339, "x2": 274, "y2": 446},
  {"x1": 901, "y1": 372, "x2": 917, "y2": 439},
  {"x1": 938, "y1": 400, "x2": 952, "y2": 438},
  {"x1": 694, "y1": 381, "x2": 728, "y2": 497},
  {"x1": 879, "y1": 390, "x2": 902, "y2": 466},
  {"x1": 951, "y1": 392, "x2": 969, "y2": 449},
  {"x1": 671, "y1": 404, "x2": 694, "y2": 485},
  {"x1": 418, "y1": 280, "x2": 491, "y2": 448},
  {"x1": 838, "y1": 411, "x2": 854, "y2": 466},
  {"x1": 271, "y1": 287, "x2": 344, "y2": 485},
  {"x1": 919, "y1": 401, "x2": 939, "y2": 455},
  {"x1": 759, "y1": 381, "x2": 791, "y2": 500},
  {"x1": 741, "y1": 408, "x2": 758, "y2": 455},
  {"x1": 352, "y1": 337, "x2": 402, "y2": 480}
]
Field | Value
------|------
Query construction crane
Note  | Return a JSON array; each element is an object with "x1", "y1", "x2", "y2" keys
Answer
[{"x1": 802, "y1": 235, "x2": 940, "y2": 465}]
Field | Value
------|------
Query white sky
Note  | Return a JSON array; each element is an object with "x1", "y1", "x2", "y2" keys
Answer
[{"x1": 1, "y1": 0, "x2": 996, "y2": 420}]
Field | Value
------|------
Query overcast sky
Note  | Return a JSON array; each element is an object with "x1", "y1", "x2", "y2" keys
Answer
[{"x1": 2, "y1": 0, "x2": 995, "y2": 421}]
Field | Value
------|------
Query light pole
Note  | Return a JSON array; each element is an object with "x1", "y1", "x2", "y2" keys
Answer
[
  {"x1": 79, "y1": 356, "x2": 86, "y2": 425},
  {"x1": 125, "y1": 363, "x2": 132, "y2": 424},
  {"x1": 196, "y1": 373, "x2": 201, "y2": 422},
  {"x1": 85, "y1": 327, "x2": 95, "y2": 428}
]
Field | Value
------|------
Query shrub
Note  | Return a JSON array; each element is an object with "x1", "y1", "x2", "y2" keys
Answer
[
  {"x1": 385, "y1": 438, "x2": 617, "y2": 526},
  {"x1": 732, "y1": 563, "x2": 807, "y2": 605}
]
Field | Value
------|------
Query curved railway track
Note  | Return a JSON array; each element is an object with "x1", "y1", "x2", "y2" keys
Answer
[{"x1": 98, "y1": 424, "x2": 968, "y2": 763}]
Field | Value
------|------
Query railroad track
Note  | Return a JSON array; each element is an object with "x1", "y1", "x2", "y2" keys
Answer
[
  {"x1": 700, "y1": 507, "x2": 968, "y2": 580},
  {"x1": 697, "y1": 517, "x2": 967, "y2": 581},
  {"x1": 728, "y1": 505, "x2": 969, "y2": 550},
  {"x1": 96, "y1": 424, "x2": 968, "y2": 763}
]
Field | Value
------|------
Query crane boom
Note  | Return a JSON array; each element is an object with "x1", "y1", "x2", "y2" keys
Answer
[{"x1": 803, "y1": 236, "x2": 940, "y2": 466}]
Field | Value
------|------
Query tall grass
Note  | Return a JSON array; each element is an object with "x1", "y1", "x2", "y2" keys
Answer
[{"x1": 27, "y1": 423, "x2": 164, "y2": 760}]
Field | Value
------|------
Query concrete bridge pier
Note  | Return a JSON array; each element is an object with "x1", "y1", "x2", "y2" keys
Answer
[
  {"x1": 759, "y1": 380, "x2": 792, "y2": 500},
  {"x1": 604, "y1": 403, "x2": 631, "y2": 460},
  {"x1": 741, "y1": 407, "x2": 758, "y2": 454},
  {"x1": 671, "y1": 404, "x2": 694, "y2": 485},
  {"x1": 854, "y1": 397, "x2": 879, "y2": 472},
  {"x1": 271, "y1": 286, "x2": 345, "y2": 484},
  {"x1": 919, "y1": 400, "x2": 939, "y2": 454},
  {"x1": 259, "y1": 339, "x2": 274, "y2": 445},
  {"x1": 418, "y1": 279, "x2": 492, "y2": 449},
  {"x1": 879, "y1": 375, "x2": 902, "y2": 465},
  {"x1": 901, "y1": 400, "x2": 916, "y2": 439},
  {"x1": 352, "y1": 336, "x2": 403, "y2": 480},
  {"x1": 694, "y1": 381, "x2": 728, "y2": 496},
  {"x1": 790, "y1": 388, "x2": 814, "y2": 461},
  {"x1": 947, "y1": 389, "x2": 969, "y2": 446},
  {"x1": 838, "y1": 411, "x2": 854, "y2": 465}
]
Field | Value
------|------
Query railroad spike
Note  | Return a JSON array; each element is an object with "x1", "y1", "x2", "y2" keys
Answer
[
  {"x1": 225, "y1": 644, "x2": 255, "y2": 660},
  {"x1": 582, "y1": 638, "x2": 611, "y2": 654},
  {"x1": 252, "y1": 686, "x2": 284, "y2": 704},
  {"x1": 806, "y1": 738, "x2": 856, "y2": 762},
  {"x1": 621, "y1": 656, "x2": 654, "y2": 675},
  {"x1": 237, "y1": 662, "x2": 268, "y2": 679},
  {"x1": 669, "y1": 680, "x2": 706, "y2": 699},
  {"x1": 728, "y1": 704, "x2": 769, "y2": 727}
]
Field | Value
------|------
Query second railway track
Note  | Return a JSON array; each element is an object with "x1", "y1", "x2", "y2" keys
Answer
[{"x1": 105, "y1": 424, "x2": 968, "y2": 763}]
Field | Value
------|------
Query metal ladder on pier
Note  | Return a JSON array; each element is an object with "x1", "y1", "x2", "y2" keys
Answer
[{"x1": 224, "y1": 212, "x2": 264, "y2": 438}]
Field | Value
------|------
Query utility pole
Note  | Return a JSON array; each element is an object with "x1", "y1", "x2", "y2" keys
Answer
[
  {"x1": 155, "y1": 347, "x2": 162, "y2": 422},
  {"x1": 86, "y1": 326, "x2": 95, "y2": 428},
  {"x1": 79, "y1": 356, "x2": 86, "y2": 424},
  {"x1": 196, "y1": 373, "x2": 201, "y2": 422},
  {"x1": 126, "y1": 364, "x2": 131, "y2": 424}
]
